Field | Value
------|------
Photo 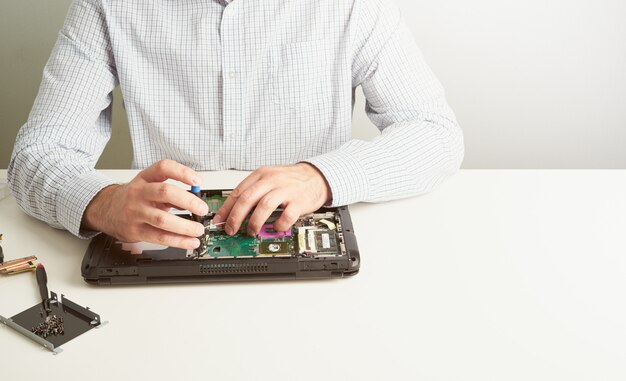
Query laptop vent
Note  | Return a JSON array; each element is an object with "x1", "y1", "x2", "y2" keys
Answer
[{"x1": 199, "y1": 262, "x2": 269, "y2": 274}]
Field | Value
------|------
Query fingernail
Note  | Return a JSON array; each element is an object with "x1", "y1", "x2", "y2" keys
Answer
[
  {"x1": 213, "y1": 214, "x2": 223, "y2": 223},
  {"x1": 192, "y1": 239, "x2": 200, "y2": 249},
  {"x1": 192, "y1": 177, "x2": 202, "y2": 186},
  {"x1": 196, "y1": 224, "x2": 205, "y2": 236},
  {"x1": 247, "y1": 229, "x2": 255, "y2": 237},
  {"x1": 200, "y1": 203, "x2": 209, "y2": 215},
  {"x1": 225, "y1": 225, "x2": 233, "y2": 235}
]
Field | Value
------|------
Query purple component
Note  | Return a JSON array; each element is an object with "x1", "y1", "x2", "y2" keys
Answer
[{"x1": 258, "y1": 224, "x2": 292, "y2": 239}]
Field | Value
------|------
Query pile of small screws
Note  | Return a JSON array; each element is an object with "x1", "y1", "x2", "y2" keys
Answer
[{"x1": 31, "y1": 315, "x2": 64, "y2": 338}]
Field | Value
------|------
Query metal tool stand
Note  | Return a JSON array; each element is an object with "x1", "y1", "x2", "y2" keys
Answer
[{"x1": 0, "y1": 292, "x2": 105, "y2": 355}]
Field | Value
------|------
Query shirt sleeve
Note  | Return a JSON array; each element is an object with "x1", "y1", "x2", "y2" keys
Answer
[
  {"x1": 7, "y1": 0, "x2": 117, "y2": 238},
  {"x1": 304, "y1": 0, "x2": 464, "y2": 207}
]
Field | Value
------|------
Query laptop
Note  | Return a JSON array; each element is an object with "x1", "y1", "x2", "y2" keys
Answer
[{"x1": 81, "y1": 189, "x2": 360, "y2": 285}]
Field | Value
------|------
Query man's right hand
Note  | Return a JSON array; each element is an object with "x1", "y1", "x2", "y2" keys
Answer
[{"x1": 82, "y1": 159, "x2": 209, "y2": 249}]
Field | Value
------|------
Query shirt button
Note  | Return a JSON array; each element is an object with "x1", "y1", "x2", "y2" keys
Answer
[
  {"x1": 229, "y1": 71, "x2": 238, "y2": 79},
  {"x1": 229, "y1": 133, "x2": 237, "y2": 139}
]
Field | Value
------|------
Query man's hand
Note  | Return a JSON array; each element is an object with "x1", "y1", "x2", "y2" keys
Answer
[
  {"x1": 213, "y1": 163, "x2": 331, "y2": 237},
  {"x1": 82, "y1": 160, "x2": 209, "y2": 249}
]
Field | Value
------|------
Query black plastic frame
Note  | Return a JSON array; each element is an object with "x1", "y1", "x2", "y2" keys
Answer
[{"x1": 81, "y1": 189, "x2": 360, "y2": 285}]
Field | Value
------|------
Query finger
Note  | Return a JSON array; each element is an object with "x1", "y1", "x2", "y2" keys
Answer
[
  {"x1": 214, "y1": 169, "x2": 264, "y2": 224},
  {"x1": 144, "y1": 183, "x2": 208, "y2": 216},
  {"x1": 155, "y1": 203, "x2": 177, "y2": 212},
  {"x1": 139, "y1": 224, "x2": 201, "y2": 250},
  {"x1": 141, "y1": 208, "x2": 205, "y2": 237},
  {"x1": 273, "y1": 205, "x2": 301, "y2": 233},
  {"x1": 139, "y1": 159, "x2": 202, "y2": 187},
  {"x1": 245, "y1": 190, "x2": 286, "y2": 236},
  {"x1": 224, "y1": 180, "x2": 275, "y2": 235}
]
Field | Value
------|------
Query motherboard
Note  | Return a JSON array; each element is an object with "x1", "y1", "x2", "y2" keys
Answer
[{"x1": 192, "y1": 190, "x2": 347, "y2": 260}]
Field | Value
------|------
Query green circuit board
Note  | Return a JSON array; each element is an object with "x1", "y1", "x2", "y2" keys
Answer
[
  {"x1": 207, "y1": 234, "x2": 258, "y2": 258},
  {"x1": 194, "y1": 192, "x2": 344, "y2": 259},
  {"x1": 204, "y1": 194, "x2": 226, "y2": 214}
]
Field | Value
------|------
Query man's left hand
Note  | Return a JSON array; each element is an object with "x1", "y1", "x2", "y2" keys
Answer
[{"x1": 213, "y1": 163, "x2": 331, "y2": 236}]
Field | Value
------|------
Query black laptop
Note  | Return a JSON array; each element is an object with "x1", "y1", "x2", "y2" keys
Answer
[{"x1": 81, "y1": 189, "x2": 360, "y2": 285}]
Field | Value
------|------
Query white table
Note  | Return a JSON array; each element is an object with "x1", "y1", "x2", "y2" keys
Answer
[{"x1": 0, "y1": 169, "x2": 625, "y2": 380}]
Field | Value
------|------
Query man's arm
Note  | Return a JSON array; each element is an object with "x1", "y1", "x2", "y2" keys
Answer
[
  {"x1": 217, "y1": 0, "x2": 463, "y2": 236},
  {"x1": 8, "y1": 0, "x2": 207, "y2": 249},
  {"x1": 8, "y1": 0, "x2": 118, "y2": 238},
  {"x1": 304, "y1": 0, "x2": 464, "y2": 207}
]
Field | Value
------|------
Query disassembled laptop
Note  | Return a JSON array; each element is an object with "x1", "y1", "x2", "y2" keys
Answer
[{"x1": 82, "y1": 188, "x2": 360, "y2": 284}]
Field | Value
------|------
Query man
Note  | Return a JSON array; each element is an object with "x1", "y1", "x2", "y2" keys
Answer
[{"x1": 8, "y1": 0, "x2": 464, "y2": 250}]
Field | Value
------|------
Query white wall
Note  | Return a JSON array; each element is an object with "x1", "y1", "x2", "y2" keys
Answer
[{"x1": 353, "y1": 0, "x2": 626, "y2": 168}]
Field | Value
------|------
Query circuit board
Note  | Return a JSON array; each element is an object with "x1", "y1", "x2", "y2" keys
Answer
[
  {"x1": 193, "y1": 191, "x2": 346, "y2": 260},
  {"x1": 204, "y1": 194, "x2": 225, "y2": 214}
]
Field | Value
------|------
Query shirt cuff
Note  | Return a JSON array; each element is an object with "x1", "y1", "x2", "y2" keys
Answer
[
  {"x1": 56, "y1": 171, "x2": 115, "y2": 239},
  {"x1": 303, "y1": 149, "x2": 369, "y2": 207}
]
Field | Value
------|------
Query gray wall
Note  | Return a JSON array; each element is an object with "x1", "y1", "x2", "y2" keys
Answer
[
  {"x1": 2, "y1": 0, "x2": 625, "y2": 169},
  {"x1": 0, "y1": 0, "x2": 132, "y2": 169}
]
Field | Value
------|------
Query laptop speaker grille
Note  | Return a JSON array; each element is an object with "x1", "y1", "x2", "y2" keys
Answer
[{"x1": 199, "y1": 262, "x2": 268, "y2": 274}]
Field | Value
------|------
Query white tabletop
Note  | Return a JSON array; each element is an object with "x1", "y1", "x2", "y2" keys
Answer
[{"x1": 0, "y1": 169, "x2": 625, "y2": 380}]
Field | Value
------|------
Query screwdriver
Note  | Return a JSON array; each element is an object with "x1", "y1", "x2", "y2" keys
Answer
[
  {"x1": 191, "y1": 185, "x2": 202, "y2": 224},
  {"x1": 35, "y1": 264, "x2": 51, "y2": 313}
]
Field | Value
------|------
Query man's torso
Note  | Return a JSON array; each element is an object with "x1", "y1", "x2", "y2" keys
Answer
[{"x1": 97, "y1": 0, "x2": 357, "y2": 169}]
